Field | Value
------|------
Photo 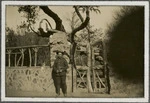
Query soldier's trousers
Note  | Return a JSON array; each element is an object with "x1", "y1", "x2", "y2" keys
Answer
[{"x1": 53, "y1": 75, "x2": 67, "y2": 95}]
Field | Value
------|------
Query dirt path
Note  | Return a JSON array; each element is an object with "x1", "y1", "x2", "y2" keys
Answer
[{"x1": 6, "y1": 88, "x2": 130, "y2": 98}]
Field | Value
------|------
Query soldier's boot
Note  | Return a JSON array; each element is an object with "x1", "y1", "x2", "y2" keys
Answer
[
  {"x1": 56, "y1": 93, "x2": 60, "y2": 97},
  {"x1": 64, "y1": 93, "x2": 67, "y2": 97}
]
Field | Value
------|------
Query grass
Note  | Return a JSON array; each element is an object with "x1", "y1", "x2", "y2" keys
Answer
[{"x1": 110, "y1": 75, "x2": 144, "y2": 97}]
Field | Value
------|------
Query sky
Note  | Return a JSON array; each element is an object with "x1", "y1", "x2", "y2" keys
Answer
[{"x1": 6, "y1": 6, "x2": 121, "y2": 34}]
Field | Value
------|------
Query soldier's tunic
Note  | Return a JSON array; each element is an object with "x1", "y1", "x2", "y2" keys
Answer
[{"x1": 52, "y1": 56, "x2": 68, "y2": 95}]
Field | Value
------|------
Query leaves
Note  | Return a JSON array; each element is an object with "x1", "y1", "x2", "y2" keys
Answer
[
  {"x1": 77, "y1": 6, "x2": 101, "y2": 14},
  {"x1": 85, "y1": 6, "x2": 101, "y2": 14},
  {"x1": 18, "y1": 6, "x2": 39, "y2": 24},
  {"x1": 106, "y1": 7, "x2": 144, "y2": 80},
  {"x1": 75, "y1": 27, "x2": 103, "y2": 45},
  {"x1": 6, "y1": 27, "x2": 49, "y2": 47}
]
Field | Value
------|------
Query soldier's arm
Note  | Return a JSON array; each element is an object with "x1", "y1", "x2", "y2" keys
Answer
[
  {"x1": 64, "y1": 58, "x2": 69, "y2": 70},
  {"x1": 53, "y1": 60, "x2": 57, "y2": 72}
]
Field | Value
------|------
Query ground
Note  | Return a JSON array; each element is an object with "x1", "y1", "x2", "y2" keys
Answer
[
  {"x1": 6, "y1": 89, "x2": 133, "y2": 98},
  {"x1": 6, "y1": 79, "x2": 143, "y2": 98},
  {"x1": 5, "y1": 67, "x2": 144, "y2": 98}
]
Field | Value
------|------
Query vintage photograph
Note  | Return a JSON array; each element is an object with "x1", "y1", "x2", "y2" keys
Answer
[{"x1": 1, "y1": 1, "x2": 149, "y2": 102}]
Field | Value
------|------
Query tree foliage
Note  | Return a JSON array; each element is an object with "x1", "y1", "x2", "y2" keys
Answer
[
  {"x1": 106, "y1": 7, "x2": 144, "y2": 81},
  {"x1": 18, "y1": 6, "x2": 39, "y2": 24},
  {"x1": 6, "y1": 27, "x2": 49, "y2": 47},
  {"x1": 6, "y1": 27, "x2": 50, "y2": 66}
]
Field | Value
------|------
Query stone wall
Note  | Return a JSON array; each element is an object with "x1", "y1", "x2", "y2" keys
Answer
[{"x1": 6, "y1": 66, "x2": 75, "y2": 93}]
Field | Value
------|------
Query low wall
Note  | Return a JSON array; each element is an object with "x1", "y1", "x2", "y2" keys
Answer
[{"x1": 6, "y1": 66, "x2": 74, "y2": 93}]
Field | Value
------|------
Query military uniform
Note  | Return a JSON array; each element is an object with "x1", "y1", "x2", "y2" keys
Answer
[{"x1": 52, "y1": 55, "x2": 68, "y2": 96}]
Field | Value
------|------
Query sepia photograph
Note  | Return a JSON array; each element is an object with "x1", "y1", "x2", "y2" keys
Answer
[{"x1": 1, "y1": 1, "x2": 149, "y2": 102}]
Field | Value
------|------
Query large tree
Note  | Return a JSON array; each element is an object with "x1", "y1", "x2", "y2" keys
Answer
[
  {"x1": 73, "y1": 6, "x2": 101, "y2": 92},
  {"x1": 18, "y1": 5, "x2": 95, "y2": 92},
  {"x1": 67, "y1": 9, "x2": 103, "y2": 92}
]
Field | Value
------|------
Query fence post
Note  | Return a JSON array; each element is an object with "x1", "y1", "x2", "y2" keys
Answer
[
  {"x1": 14, "y1": 53, "x2": 17, "y2": 67},
  {"x1": 33, "y1": 47, "x2": 39, "y2": 67},
  {"x1": 49, "y1": 44, "x2": 51, "y2": 68},
  {"x1": 28, "y1": 48, "x2": 32, "y2": 67},
  {"x1": 20, "y1": 48, "x2": 25, "y2": 67},
  {"x1": 7, "y1": 49, "x2": 12, "y2": 67},
  {"x1": 102, "y1": 40, "x2": 110, "y2": 94}
]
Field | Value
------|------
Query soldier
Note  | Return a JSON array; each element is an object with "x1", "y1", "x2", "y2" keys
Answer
[{"x1": 52, "y1": 51, "x2": 69, "y2": 97}]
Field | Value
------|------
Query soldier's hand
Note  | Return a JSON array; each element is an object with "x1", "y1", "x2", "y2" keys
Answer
[
  {"x1": 66, "y1": 69, "x2": 69, "y2": 74},
  {"x1": 56, "y1": 70, "x2": 59, "y2": 73},
  {"x1": 59, "y1": 69, "x2": 63, "y2": 72}
]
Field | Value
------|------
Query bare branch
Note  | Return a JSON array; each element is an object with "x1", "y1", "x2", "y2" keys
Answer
[
  {"x1": 74, "y1": 6, "x2": 84, "y2": 22},
  {"x1": 40, "y1": 6, "x2": 66, "y2": 32},
  {"x1": 70, "y1": 7, "x2": 90, "y2": 43},
  {"x1": 74, "y1": 6, "x2": 94, "y2": 34},
  {"x1": 28, "y1": 24, "x2": 40, "y2": 35},
  {"x1": 71, "y1": 17, "x2": 90, "y2": 35}
]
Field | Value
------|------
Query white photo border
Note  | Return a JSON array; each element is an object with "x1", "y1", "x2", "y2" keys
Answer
[{"x1": 1, "y1": 1, "x2": 149, "y2": 102}]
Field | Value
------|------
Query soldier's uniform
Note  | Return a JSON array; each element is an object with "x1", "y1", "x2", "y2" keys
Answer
[{"x1": 52, "y1": 53, "x2": 68, "y2": 96}]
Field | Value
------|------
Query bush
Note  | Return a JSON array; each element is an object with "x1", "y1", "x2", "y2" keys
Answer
[{"x1": 6, "y1": 30, "x2": 50, "y2": 66}]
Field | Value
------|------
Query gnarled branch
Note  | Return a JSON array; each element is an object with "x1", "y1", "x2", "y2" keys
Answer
[
  {"x1": 74, "y1": 6, "x2": 84, "y2": 22},
  {"x1": 70, "y1": 7, "x2": 90, "y2": 43},
  {"x1": 71, "y1": 17, "x2": 90, "y2": 42},
  {"x1": 40, "y1": 6, "x2": 66, "y2": 32},
  {"x1": 28, "y1": 23, "x2": 40, "y2": 36},
  {"x1": 74, "y1": 6, "x2": 94, "y2": 34}
]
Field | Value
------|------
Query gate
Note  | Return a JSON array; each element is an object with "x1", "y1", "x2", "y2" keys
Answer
[{"x1": 75, "y1": 40, "x2": 110, "y2": 94}]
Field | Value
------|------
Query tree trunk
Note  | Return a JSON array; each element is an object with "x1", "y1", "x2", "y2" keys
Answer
[
  {"x1": 92, "y1": 47, "x2": 96, "y2": 92},
  {"x1": 70, "y1": 42, "x2": 77, "y2": 92},
  {"x1": 86, "y1": 7, "x2": 93, "y2": 92},
  {"x1": 102, "y1": 40, "x2": 111, "y2": 94},
  {"x1": 71, "y1": 42, "x2": 77, "y2": 69},
  {"x1": 86, "y1": 42, "x2": 93, "y2": 93}
]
